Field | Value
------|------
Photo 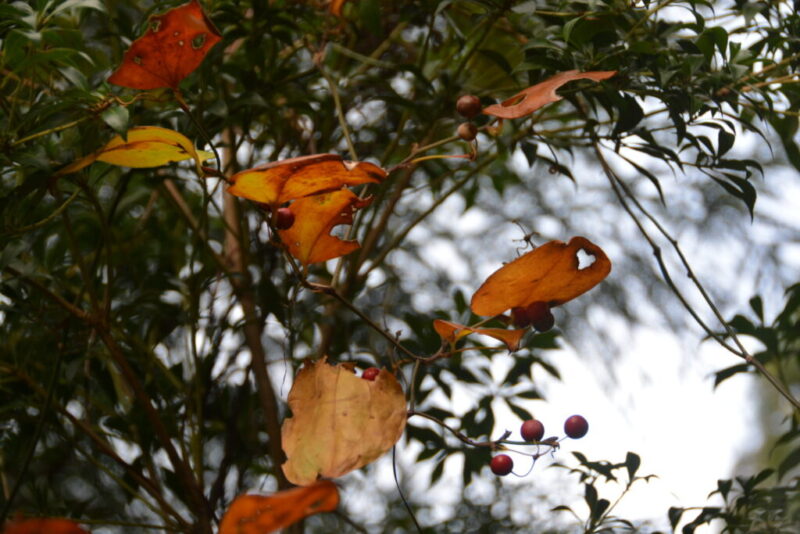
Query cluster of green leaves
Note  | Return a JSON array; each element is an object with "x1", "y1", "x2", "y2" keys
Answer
[{"x1": 2, "y1": 0, "x2": 800, "y2": 532}]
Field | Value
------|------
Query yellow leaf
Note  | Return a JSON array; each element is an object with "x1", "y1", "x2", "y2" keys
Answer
[
  {"x1": 281, "y1": 358, "x2": 407, "y2": 486},
  {"x1": 56, "y1": 126, "x2": 212, "y2": 175}
]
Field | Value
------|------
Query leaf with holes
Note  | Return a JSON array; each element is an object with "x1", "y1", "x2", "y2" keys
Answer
[
  {"x1": 483, "y1": 70, "x2": 616, "y2": 119},
  {"x1": 281, "y1": 358, "x2": 407, "y2": 486},
  {"x1": 108, "y1": 0, "x2": 221, "y2": 90},
  {"x1": 219, "y1": 481, "x2": 339, "y2": 534},
  {"x1": 471, "y1": 236, "x2": 611, "y2": 316},
  {"x1": 227, "y1": 154, "x2": 386, "y2": 207},
  {"x1": 433, "y1": 319, "x2": 526, "y2": 352},
  {"x1": 4, "y1": 518, "x2": 89, "y2": 534},
  {"x1": 278, "y1": 189, "x2": 371, "y2": 266},
  {"x1": 56, "y1": 126, "x2": 213, "y2": 176}
]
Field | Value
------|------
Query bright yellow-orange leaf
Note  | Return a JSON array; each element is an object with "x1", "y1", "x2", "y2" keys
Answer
[
  {"x1": 227, "y1": 154, "x2": 386, "y2": 206},
  {"x1": 470, "y1": 236, "x2": 611, "y2": 316},
  {"x1": 3, "y1": 518, "x2": 88, "y2": 534},
  {"x1": 278, "y1": 189, "x2": 370, "y2": 266},
  {"x1": 432, "y1": 319, "x2": 526, "y2": 352},
  {"x1": 482, "y1": 70, "x2": 616, "y2": 119},
  {"x1": 218, "y1": 481, "x2": 339, "y2": 534},
  {"x1": 281, "y1": 358, "x2": 407, "y2": 486},
  {"x1": 56, "y1": 126, "x2": 213, "y2": 176}
]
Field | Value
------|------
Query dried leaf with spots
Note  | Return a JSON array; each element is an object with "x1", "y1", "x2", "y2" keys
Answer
[
  {"x1": 281, "y1": 358, "x2": 407, "y2": 486},
  {"x1": 482, "y1": 70, "x2": 616, "y2": 119},
  {"x1": 278, "y1": 189, "x2": 371, "y2": 266},
  {"x1": 219, "y1": 481, "x2": 339, "y2": 534},
  {"x1": 471, "y1": 236, "x2": 611, "y2": 316},
  {"x1": 108, "y1": 0, "x2": 221, "y2": 90},
  {"x1": 56, "y1": 126, "x2": 213, "y2": 176},
  {"x1": 432, "y1": 319, "x2": 526, "y2": 352},
  {"x1": 227, "y1": 154, "x2": 386, "y2": 206}
]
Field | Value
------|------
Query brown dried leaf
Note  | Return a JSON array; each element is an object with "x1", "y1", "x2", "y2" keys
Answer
[
  {"x1": 281, "y1": 358, "x2": 407, "y2": 486},
  {"x1": 482, "y1": 70, "x2": 616, "y2": 119}
]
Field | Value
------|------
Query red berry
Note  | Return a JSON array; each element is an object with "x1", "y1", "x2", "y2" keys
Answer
[
  {"x1": 564, "y1": 415, "x2": 588, "y2": 439},
  {"x1": 457, "y1": 122, "x2": 478, "y2": 141},
  {"x1": 490, "y1": 454, "x2": 513, "y2": 476},
  {"x1": 456, "y1": 95, "x2": 482, "y2": 118},
  {"x1": 275, "y1": 207, "x2": 295, "y2": 230},
  {"x1": 520, "y1": 419, "x2": 545, "y2": 442},
  {"x1": 362, "y1": 367, "x2": 380, "y2": 381},
  {"x1": 511, "y1": 302, "x2": 554, "y2": 331}
]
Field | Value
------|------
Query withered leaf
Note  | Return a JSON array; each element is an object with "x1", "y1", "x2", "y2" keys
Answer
[
  {"x1": 483, "y1": 70, "x2": 616, "y2": 119},
  {"x1": 281, "y1": 358, "x2": 407, "y2": 486}
]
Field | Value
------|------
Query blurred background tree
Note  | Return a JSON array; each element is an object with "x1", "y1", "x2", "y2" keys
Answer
[{"x1": 1, "y1": 0, "x2": 799, "y2": 532}]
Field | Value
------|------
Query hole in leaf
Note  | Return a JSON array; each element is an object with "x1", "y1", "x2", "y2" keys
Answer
[
  {"x1": 192, "y1": 33, "x2": 207, "y2": 49},
  {"x1": 576, "y1": 248, "x2": 596, "y2": 270},
  {"x1": 133, "y1": 56, "x2": 143, "y2": 65}
]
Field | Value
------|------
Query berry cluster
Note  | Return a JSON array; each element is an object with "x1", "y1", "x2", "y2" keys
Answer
[
  {"x1": 490, "y1": 415, "x2": 589, "y2": 476},
  {"x1": 456, "y1": 94, "x2": 481, "y2": 142}
]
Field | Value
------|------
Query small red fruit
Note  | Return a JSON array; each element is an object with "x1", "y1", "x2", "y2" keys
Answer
[
  {"x1": 456, "y1": 94, "x2": 482, "y2": 119},
  {"x1": 490, "y1": 454, "x2": 514, "y2": 476},
  {"x1": 275, "y1": 207, "x2": 295, "y2": 230},
  {"x1": 520, "y1": 419, "x2": 545, "y2": 442},
  {"x1": 457, "y1": 122, "x2": 478, "y2": 141},
  {"x1": 362, "y1": 367, "x2": 380, "y2": 381},
  {"x1": 564, "y1": 415, "x2": 589, "y2": 439},
  {"x1": 511, "y1": 301, "x2": 554, "y2": 331}
]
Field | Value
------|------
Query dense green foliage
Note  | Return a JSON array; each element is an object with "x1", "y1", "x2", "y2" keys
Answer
[{"x1": 2, "y1": 0, "x2": 800, "y2": 532}]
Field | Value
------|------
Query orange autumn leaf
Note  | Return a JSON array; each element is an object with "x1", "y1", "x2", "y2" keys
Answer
[
  {"x1": 482, "y1": 70, "x2": 616, "y2": 119},
  {"x1": 3, "y1": 518, "x2": 88, "y2": 534},
  {"x1": 432, "y1": 319, "x2": 526, "y2": 352},
  {"x1": 329, "y1": 0, "x2": 347, "y2": 16},
  {"x1": 227, "y1": 154, "x2": 386, "y2": 206},
  {"x1": 278, "y1": 189, "x2": 370, "y2": 266},
  {"x1": 218, "y1": 481, "x2": 339, "y2": 534},
  {"x1": 471, "y1": 236, "x2": 611, "y2": 316},
  {"x1": 281, "y1": 358, "x2": 407, "y2": 486},
  {"x1": 108, "y1": 0, "x2": 221, "y2": 90}
]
